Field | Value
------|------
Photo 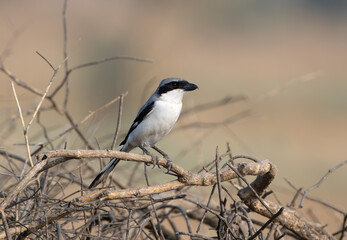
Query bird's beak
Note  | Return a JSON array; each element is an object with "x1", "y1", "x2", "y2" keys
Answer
[{"x1": 184, "y1": 82, "x2": 198, "y2": 91}]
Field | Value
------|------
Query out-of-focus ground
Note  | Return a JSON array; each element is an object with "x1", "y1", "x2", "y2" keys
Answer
[{"x1": 1, "y1": 0, "x2": 346, "y2": 232}]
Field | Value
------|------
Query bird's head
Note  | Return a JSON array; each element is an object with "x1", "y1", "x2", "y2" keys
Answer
[{"x1": 156, "y1": 78, "x2": 198, "y2": 103}]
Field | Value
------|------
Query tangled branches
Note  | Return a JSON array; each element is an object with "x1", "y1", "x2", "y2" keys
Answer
[{"x1": 0, "y1": 149, "x2": 340, "y2": 239}]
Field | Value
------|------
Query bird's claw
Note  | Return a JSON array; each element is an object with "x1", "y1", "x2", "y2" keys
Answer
[
  {"x1": 151, "y1": 155, "x2": 160, "y2": 169},
  {"x1": 144, "y1": 153, "x2": 160, "y2": 169},
  {"x1": 164, "y1": 156, "x2": 172, "y2": 173}
]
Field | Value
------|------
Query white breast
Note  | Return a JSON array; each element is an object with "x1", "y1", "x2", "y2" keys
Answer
[{"x1": 127, "y1": 100, "x2": 182, "y2": 148}]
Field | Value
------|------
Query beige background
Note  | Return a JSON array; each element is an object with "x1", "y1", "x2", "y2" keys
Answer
[{"x1": 1, "y1": 0, "x2": 346, "y2": 231}]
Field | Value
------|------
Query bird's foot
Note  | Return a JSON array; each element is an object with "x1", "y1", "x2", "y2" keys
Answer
[
  {"x1": 163, "y1": 156, "x2": 173, "y2": 173},
  {"x1": 144, "y1": 153, "x2": 160, "y2": 169},
  {"x1": 151, "y1": 154, "x2": 160, "y2": 169},
  {"x1": 166, "y1": 171, "x2": 178, "y2": 177}
]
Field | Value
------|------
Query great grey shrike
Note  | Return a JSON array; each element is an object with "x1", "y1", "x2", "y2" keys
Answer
[{"x1": 89, "y1": 78, "x2": 198, "y2": 188}]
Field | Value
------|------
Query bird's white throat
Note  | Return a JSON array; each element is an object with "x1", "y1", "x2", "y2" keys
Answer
[{"x1": 159, "y1": 89, "x2": 185, "y2": 104}]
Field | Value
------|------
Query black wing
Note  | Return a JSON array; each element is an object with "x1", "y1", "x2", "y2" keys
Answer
[{"x1": 120, "y1": 101, "x2": 155, "y2": 145}]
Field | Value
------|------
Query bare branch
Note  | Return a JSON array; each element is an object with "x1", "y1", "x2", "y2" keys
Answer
[
  {"x1": 238, "y1": 165, "x2": 334, "y2": 240},
  {"x1": 177, "y1": 109, "x2": 251, "y2": 130},
  {"x1": 1, "y1": 67, "x2": 44, "y2": 97},
  {"x1": 0, "y1": 157, "x2": 48, "y2": 211},
  {"x1": 0, "y1": 210, "x2": 12, "y2": 240},
  {"x1": 38, "y1": 94, "x2": 126, "y2": 150},
  {"x1": 111, "y1": 93, "x2": 125, "y2": 150},
  {"x1": 69, "y1": 56, "x2": 153, "y2": 72},
  {"x1": 49, "y1": 56, "x2": 152, "y2": 98},
  {"x1": 298, "y1": 160, "x2": 347, "y2": 208},
  {"x1": 0, "y1": 150, "x2": 27, "y2": 164},
  {"x1": 248, "y1": 207, "x2": 283, "y2": 240},
  {"x1": 284, "y1": 177, "x2": 346, "y2": 215},
  {"x1": 181, "y1": 94, "x2": 247, "y2": 117},
  {"x1": 228, "y1": 162, "x2": 274, "y2": 215}
]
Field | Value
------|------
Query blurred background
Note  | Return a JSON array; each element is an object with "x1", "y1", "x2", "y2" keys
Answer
[{"x1": 1, "y1": 0, "x2": 346, "y2": 231}]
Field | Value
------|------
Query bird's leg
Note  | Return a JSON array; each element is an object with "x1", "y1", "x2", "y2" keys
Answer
[
  {"x1": 139, "y1": 146, "x2": 159, "y2": 168},
  {"x1": 152, "y1": 145, "x2": 172, "y2": 173}
]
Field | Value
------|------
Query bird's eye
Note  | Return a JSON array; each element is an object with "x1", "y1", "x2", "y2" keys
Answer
[{"x1": 172, "y1": 82, "x2": 178, "y2": 87}]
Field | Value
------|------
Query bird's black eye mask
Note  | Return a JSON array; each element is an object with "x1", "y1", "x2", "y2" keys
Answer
[{"x1": 157, "y1": 80, "x2": 188, "y2": 95}]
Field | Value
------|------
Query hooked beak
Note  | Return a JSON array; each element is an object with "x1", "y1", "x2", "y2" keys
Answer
[{"x1": 184, "y1": 82, "x2": 198, "y2": 91}]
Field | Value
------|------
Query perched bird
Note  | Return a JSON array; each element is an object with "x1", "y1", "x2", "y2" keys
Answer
[{"x1": 89, "y1": 78, "x2": 198, "y2": 188}]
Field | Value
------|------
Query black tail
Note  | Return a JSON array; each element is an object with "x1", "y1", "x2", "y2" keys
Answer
[{"x1": 88, "y1": 158, "x2": 121, "y2": 188}]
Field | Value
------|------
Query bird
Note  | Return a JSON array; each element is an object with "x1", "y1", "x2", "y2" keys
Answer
[{"x1": 88, "y1": 78, "x2": 198, "y2": 188}]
